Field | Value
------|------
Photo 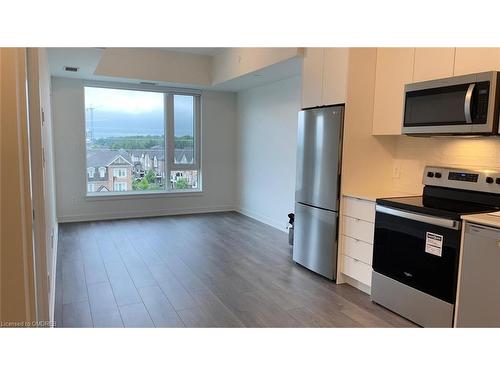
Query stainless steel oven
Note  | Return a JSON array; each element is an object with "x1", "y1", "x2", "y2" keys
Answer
[
  {"x1": 372, "y1": 206, "x2": 461, "y2": 327},
  {"x1": 371, "y1": 166, "x2": 500, "y2": 327},
  {"x1": 402, "y1": 71, "x2": 500, "y2": 135}
]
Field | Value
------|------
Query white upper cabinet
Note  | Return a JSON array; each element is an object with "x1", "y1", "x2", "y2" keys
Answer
[
  {"x1": 370, "y1": 48, "x2": 500, "y2": 136},
  {"x1": 413, "y1": 48, "x2": 455, "y2": 82},
  {"x1": 372, "y1": 48, "x2": 415, "y2": 135},
  {"x1": 454, "y1": 48, "x2": 500, "y2": 76},
  {"x1": 301, "y1": 48, "x2": 324, "y2": 109},
  {"x1": 322, "y1": 48, "x2": 349, "y2": 106},
  {"x1": 301, "y1": 48, "x2": 348, "y2": 109}
]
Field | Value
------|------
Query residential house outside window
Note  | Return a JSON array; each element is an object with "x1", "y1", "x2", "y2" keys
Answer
[
  {"x1": 114, "y1": 182, "x2": 127, "y2": 191},
  {"x1": 113, "y1": 168, "x2": 127, "y2": 178},
  {"x1": 84, "y1": 84, "x2": 201, "y2": 195},
  {"x1": 98, "y1": 167, "x2": 106, "y2": 178}
]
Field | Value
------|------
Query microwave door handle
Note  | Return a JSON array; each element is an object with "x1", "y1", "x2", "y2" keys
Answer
[{"x1": 464, "y1": 83, "x2": 476, "y2": 124}]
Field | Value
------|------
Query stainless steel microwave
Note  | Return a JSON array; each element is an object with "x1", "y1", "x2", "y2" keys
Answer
[{"x1": 402, "y1": 71, "x2": 500, "y2": 135}]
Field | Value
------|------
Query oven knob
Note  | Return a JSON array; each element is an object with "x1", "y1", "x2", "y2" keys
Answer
[
  {"x1": 435, "y1": 172, "x2": 442, "y2": 178},
  {"x1": 496, "y1": 178, "x2": 500, "y2": 185},
  {"x1": 427, "y1": 172, "x2": 434, "y2": 178},
  {"x1": 486, "y1": 177, "x2": 494, "y2": 184}
]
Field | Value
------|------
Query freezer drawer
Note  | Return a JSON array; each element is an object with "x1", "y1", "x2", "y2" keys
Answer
[
  {"x1": 293, "y1": 202, "x2": 338, "y2": 280},
  {"x1": 295, "y1": 106, "x2": 343, "y2": 211},
  {"x1": 456, "y1": 223, "x2": 500, "y2": 327}
]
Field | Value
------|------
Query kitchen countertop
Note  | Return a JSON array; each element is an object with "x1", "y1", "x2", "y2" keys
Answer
[
  {"x1": 461, "y1": 212, "x2": 500, "y2": 230},
  {"x1": 342, "y1": 189, "x2": 419, "y2": 202}
]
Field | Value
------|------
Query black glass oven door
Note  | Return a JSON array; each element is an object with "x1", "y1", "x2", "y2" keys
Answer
[{"x1": 372, "y1": 208, "x2": 461, "y2": 304}]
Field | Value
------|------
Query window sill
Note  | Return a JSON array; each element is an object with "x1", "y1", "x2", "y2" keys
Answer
[{"x1": 85, "y1": 189, "x2": 203, "y2": 201}]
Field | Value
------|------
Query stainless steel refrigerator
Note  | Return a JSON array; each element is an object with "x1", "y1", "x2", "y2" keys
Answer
[{"x1": 293, "y1": 105, "x2": 344, "y2": 280}]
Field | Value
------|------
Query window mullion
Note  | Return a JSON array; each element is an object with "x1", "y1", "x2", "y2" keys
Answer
[
  {"x1": 195, "y1": 95, "x2": 201, "y2": 171},
  {"x1": 166, "y1": 93, "x2": 175, "y2": 191}
]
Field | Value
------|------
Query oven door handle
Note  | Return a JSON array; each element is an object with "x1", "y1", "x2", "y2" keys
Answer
[
  {"x1": 464, "y1": 83, "x2": 476, "y2": 124},
  {"x1": 376, "y1": 205, "x2": 461, "y2": 230}
]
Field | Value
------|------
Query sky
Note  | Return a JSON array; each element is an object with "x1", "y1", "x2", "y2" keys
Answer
[{"x1": 84, "y1": 86, "x2": 194, "y2": 139}]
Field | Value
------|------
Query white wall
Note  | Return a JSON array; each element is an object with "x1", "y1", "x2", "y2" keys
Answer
[
  {"x1": 393, "y1": 136, "x2": 500, "y2": 193},
  {"x1": 236, "y1": 76, "x2": 301, "y2": 231},
  {"x1": 94, "y1": 48, "x2": 212, "y2": 86},
  {"x1": 341, "y1": 48, "x2": 399, "y2": 196},
  {"x1": 38, "y1": 49, "x2": 58, "y2": 320},
  {"x1": 52, "y1": 77, "x2": 237, "y2": 222}
]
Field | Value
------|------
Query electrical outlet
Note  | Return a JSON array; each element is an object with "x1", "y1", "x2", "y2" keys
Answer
[{"x1": 392, "y1": 161, "x2": 401, "y2": 179}]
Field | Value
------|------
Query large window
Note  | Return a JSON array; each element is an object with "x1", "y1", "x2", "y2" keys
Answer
[{"x1": 84, "y1": 84, "x2": 201, "y2": 195}]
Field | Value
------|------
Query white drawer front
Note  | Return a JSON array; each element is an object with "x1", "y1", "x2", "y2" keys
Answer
[
  {"x1": 342, "y1": 235, "x2": 373, "y2": 265},
  {"x1": 342, "y1": 255, "x2": 372, "y2": 286},
  {"x1": 342, "y1": 216, "x2": 375, "y2": 244},
  {"x1": 343, "y1": 196, "x2": 375, "y2": 223}
]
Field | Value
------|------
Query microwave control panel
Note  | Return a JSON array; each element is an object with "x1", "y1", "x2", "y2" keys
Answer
[{"x1": 473, "y1": 81, "x2": 490, "y2": 123}]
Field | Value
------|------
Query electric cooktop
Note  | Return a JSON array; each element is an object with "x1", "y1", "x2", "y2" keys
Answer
[
  {"x1": 376, "y1": 195, "x2": 498, "y2": 220},
  {"x1": 376, "y1": 166, "x2": 500, "y2": 220}
]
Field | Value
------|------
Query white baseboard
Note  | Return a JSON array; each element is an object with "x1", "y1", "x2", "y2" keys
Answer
[
  {"x1": 49, "y1": 223, "x2": 58, "y2": 326},
  {"x1": 57, "y1": 205, "x2": 235, "y2": 223},
  {"x1": 235, "y1": 206, "x2": 288, "y2": 233}
]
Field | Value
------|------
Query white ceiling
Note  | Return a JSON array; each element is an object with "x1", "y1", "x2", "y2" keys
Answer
[
  {"x1": 157, "y1": 48, "x2": 226, "y2": 56},
  {"x1": 47, "y1": 48, "x2": 301, "y2": 92},
  {"x1": 48, "y1": 47, "x2": 104, "y2": 80}
]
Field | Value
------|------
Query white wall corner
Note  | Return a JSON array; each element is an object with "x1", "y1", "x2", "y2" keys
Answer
[{"x1": 236, "y1": 207, "x2": 288, "y2": 233}]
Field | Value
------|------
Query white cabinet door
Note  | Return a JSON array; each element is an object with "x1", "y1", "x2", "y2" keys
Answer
[
  {"x1": 413, "y1": 48, "x2": 455, "y2": 82},
  {"x1": 454, "y1": 48, "x2": 500, "y2": 76},
  {"x1": 372, "y1": 48, "x2": 415, "y2": 135},
  {"x1": 322, "y1": 48, "x2": 349, "y2": 106},
  {"x1": 301, "y1": 48, "x2": 324, "y2": 109}
]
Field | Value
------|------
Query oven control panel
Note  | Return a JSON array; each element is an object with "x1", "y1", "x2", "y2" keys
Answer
[
  {"x1": 423, "y1": 166, "x2": 500, "y2": 194},
  {"x1": 448, "y1": 172, "x2": 479, "y2": 183}
]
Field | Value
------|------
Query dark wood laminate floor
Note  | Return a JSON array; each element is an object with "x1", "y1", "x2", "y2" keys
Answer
[{"x1": 54, "y1": 211, "x2": 415, "y2": 328}]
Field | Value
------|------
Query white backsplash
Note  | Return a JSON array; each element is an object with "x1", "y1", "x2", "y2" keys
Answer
[{"x1": 393, "y1": 136, "x2": 500, "y2": 193}]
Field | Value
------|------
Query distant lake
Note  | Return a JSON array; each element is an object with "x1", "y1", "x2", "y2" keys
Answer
[{"x1": 86, "y1": 109, "x2": 193, "y2": 139}]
